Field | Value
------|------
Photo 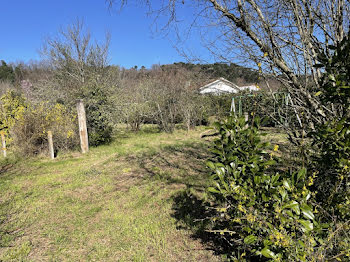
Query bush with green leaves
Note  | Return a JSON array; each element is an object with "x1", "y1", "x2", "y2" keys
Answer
[
  {"x1": 0, "y1": 60, "x2": 15, "y2": 83},
  {"x1": 310, "y1": 33, "x2": 350, "y2": 221},
  {"x1": 206, "y1": 116, "x2": 329, "y2": 261},
  {"x1": 82, "y1": 81, "x2": 113, "y2": 146},
  {"x1": 296, "y1": 32, "x2": 350, "y2": 261}
]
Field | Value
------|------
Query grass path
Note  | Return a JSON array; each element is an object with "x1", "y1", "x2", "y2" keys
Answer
[{"x1": 0, "y1": 127, "x2": 220, "y2": 261}]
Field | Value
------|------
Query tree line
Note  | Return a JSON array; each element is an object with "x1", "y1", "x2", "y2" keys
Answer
[{"x1": 1, "y1": 21, "x2": 271, "y2": 155}]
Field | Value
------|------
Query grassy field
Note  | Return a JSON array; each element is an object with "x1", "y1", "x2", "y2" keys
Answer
[{"x1": 0, "y1": 126, "x2": 223, "y2": 261}]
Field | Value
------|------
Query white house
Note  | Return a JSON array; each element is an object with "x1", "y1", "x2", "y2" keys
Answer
[
  {"x1": 199, "y1": 78, "x2": 259, "y2": 94},
  {"x1": 199, "y1": 77, "x2": 240, "y2": 95},
  {"x1": 239, "y1": 85, "x2": 260, "y2": 92}
]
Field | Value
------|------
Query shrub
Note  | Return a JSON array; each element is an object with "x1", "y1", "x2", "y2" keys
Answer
[
  {"x1": 82, "y1": 81, "x2": 113, "y2": 146},
  {"x1": 0, "y1": 61, "x2": 15, "y2": 83},
  {"x1": 0, "y1": 90, "x2": 27, "y2": 136},
  {"x1": 300, "y1": 32, "x2": 350, "y2": 262},
  {"x1": 10, "y1": 102, "x2": 78, "y2": 156},
  {"x1": 206, "y1": 94, "x2": 233, "y2": 120},
  {"x1": 309, "y1": 33, "x2": 350, "y2": 220},
  {"x1": 206, "y1": 116, "x2": 325, "y2": 261}
]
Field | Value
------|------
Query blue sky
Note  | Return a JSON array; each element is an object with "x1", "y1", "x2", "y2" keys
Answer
[{"x1": 0, "y1": 0, "x2": 212, "y2": 68}]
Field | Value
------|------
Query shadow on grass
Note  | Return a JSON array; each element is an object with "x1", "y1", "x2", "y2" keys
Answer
[
  {"x1": 0, "y1": 163, "x2": 13, "y2": 176},
  {"x1": 0, "y1": 156, "x2": 22, "y2": 180},
  {"x1": 0, "y1": 199, "x2": 22, "y2": 248},
  {"x1": 0, "y1": 157, "x2": 29, "y2": 249},
  {"x1": 171, "y1": 189, "x2": 233, "y2": 257},
  {"x1": 128, "y1": 141, "x2": 211, "y2": 190},
  {"x1": 123, "y1": 140, "x2": 234, "y2": 257}
]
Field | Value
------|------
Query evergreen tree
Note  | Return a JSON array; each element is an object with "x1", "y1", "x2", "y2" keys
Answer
[{"x1": 0, "y1": 60, "x2": 15, "y2": 83}]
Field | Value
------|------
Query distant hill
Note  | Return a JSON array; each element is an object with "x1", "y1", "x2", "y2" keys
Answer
[
  {"x1": 171, "y1": 62, "x2": 260, "y2": 84},
  {"x1": 159, "y1": 62, "x2": 281, "y2": 91}
]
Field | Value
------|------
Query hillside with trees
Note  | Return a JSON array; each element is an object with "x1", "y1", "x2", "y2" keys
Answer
[{"x1": 170, "y1": 62, "x2": 260, "y2": 84}]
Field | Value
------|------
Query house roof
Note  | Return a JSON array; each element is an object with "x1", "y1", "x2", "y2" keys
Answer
[{"x1": 199, "y1": 77, "x2": 240, "y2": 95}]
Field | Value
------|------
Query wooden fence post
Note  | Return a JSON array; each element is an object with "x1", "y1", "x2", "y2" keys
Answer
[
  {"x1": 76, "y1": 99, "x2": 89, "y2": 153},
  {"x1": 47, "y1": 131, "x2": 54, "y2": 159},
  {"x1": 1, "y1": 131, "x2": 6, "y2": 158}
]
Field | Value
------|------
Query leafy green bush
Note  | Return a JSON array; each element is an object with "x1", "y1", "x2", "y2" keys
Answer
[
  {"x1": 82, "y1": 81, "x2": 113, "y2": 146},
  {"x1": 0, "y1": 60, "x2": 15, "y2": 83},
  {"x1": 295, "y1": 32, "x2": 350, "y2": 262},
  {"x1": 206, "y1": 116, "x2": 324, "y2": 261},
  {"x1": 310, "y1": 33, "x2": 350, "y2": 220}
]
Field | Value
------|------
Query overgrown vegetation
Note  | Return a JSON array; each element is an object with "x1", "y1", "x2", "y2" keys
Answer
[
  {"x1": 201, "y1": 34, "x2": 350, "y2": 261},
  {"x1": 1, "y1": 7, "x2": 350, "y2": 261},
  {"x1": 309, "y1": 34, "x2": 350, "y2": 221},
  {"x1": 0, "y1": 90, "x2": 78, "y2": 156},
  {"x1": 206, "y1": 116, "x2": 319, "y2": 261}
]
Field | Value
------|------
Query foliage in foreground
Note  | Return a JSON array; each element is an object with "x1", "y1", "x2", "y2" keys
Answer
[
  {"x1": 207, "y1": 116, "x2": 323, "y2": 261},
  {"x1": 310, "y1": 33, "x2": 350, "y2": 221},
  {"x1": 203, "y1": 32, "x2": 350, "y2": 262}
]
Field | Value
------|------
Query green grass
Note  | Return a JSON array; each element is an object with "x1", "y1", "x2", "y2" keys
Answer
[
  {"x1": 0, "y1": 125, "x2": 292, "y2": 261},
  {"x1": 0, "y1": 126, "x2": 221, "y2": 261}
]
